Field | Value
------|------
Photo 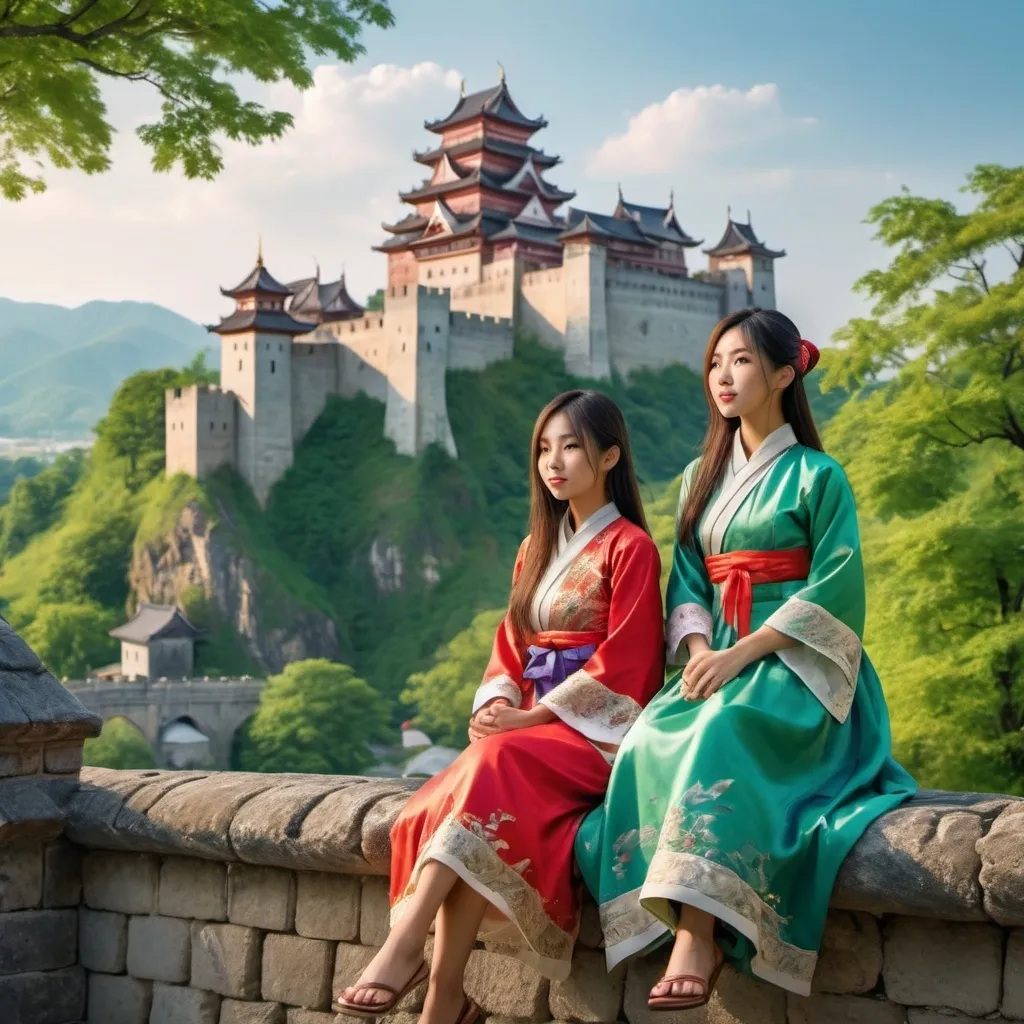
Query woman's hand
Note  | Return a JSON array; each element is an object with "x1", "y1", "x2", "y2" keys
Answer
[
  {"x1": 681, "y1": 646, "x2": 751, "y2": 701},
  {"x1": 468, "y1": 698, "x2": 511, "y2": 742}
]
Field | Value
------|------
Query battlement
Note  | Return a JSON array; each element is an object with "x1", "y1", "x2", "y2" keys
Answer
[
  {"x1": 449, "y1": 308, "x2": 514, "y2": 371},
  {"x1": 165, "y1": 382, "x2": 237, "y2": 479}
]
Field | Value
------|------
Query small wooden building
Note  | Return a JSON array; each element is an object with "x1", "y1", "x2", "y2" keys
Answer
[{"x1": 109, "y1": 604, "x2": 203, "y2": 681}]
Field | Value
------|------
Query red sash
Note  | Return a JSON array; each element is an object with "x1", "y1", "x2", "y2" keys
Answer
[{"x1": 704, "y1": 548, "x2": 811, "y2": 638}]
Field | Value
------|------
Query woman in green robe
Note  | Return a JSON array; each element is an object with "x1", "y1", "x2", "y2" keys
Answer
[{"x1": 575, "y1": 308, "x2": 916, "y2": 1007}]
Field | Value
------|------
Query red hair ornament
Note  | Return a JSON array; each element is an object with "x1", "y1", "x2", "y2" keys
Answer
[{"x1": 797, "y1": 339, "x2": 820, "y2": 376}]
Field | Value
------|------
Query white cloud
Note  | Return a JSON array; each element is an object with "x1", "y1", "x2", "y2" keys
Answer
[{"x1": 586, "y1": 83, "x2": 815, "y2": 178}]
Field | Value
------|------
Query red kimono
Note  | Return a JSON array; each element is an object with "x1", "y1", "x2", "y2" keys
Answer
[{"x1": 390, "y1": 504, "x2": 665, "y2": 979}]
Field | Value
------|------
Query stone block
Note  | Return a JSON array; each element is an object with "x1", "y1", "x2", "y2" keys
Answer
[
  {"x1": 0, "y1": 840, "x2": 42, "y2": 911},
  {"x1": 83, "y1": 850, "x2": 158, "y2": 914},
  {"x1": 883, "y1": 917, "x2": 1001, "y2": 1015},
  {"x1": 161, "y1": 856, "x2": 228, "y2": 920},
  {"x1": 284, "y1": 1012, "x2": 337, "y2": 1024},
  {"x1": 812, "y1": 911, "x2": 883, "y2": 995},
  {"x1": 228, "y1": 864, "x2": 296, "y2": 931},
  {"x1": 549, "y1": 948, "x2": 623, "y2": 1023},
  {"x1": 359, "y1": 876, "x2": 390, "y2": 946},
  {"x1": 42, "y1": 837, "x2": 82, "y2": 907},
  {"x1": 464, "y1": 948, "x2": 548, "y2": 1021},
  {"x1": 294, "y1": 872, "x2": 359, "y2": 941},
  {"x1": 0, "y1": 777, "x2": 63, "y2": 845},
  {"x1": 708, "y1": 968, "x2": 786, "y2": 1023},
  {"x1": 127, "y1": 913, "x2": 192, "y2": 983},
  {"x1": 87, "y1": 972, "x2": 153, "y2": 1024},
  {"x1": 1002, "y1": 928, "x2": 1024, "y2": 1019},
  {"x1": 0, "y1": 908, "x2": 77, "y2": 973},
  {"x1": 978, "y1": 800, "x2": 1024, "y2": 924},
  {"x1": 44, "y1": 740, "x2": 84, "y2": 774},
  {"x1": 219, "y1": 998, "x2": 285, "y2": 1024},
  {"x1": 0, "y1": 965, "x2": 85, "y2": 1024},
  {"x1": 192, "y1": 921, "x2": 263, "y2": 1000},
  {"x1": 907, "y1": 1012, "x2": 976, "y2": 1023},
  {"x1": 786, "y1": 993, "x2": 906, "y2": 1023},
  {"x1": 80, "y1": 907, "x2": 128, "y2": 973},
  {"x1": 261, "y1": 933, "x2": 334, "y2": 1010},
  {"x1": 151, "y1": 982, "x2": 221, "y2": 1024},
  {"x1": 0, "y1": 744, "x2": 41, "y2": 777}
]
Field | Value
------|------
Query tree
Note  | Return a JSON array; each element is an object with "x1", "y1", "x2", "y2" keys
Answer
[
  {"x1": 0, "y1": 0, "x2": 394, "y2": 200},
  {"x1": 401, "y1": 609, "x2": 504, "y2": 748},
  {"x1": 83, "y1": 717, "x2": 156, "y2": 769},
  {"x1": 23, "y1": 601, "x2": 118, "y2": 678},
  {"x1": 365, "y1": 288, "x2": 385, "y2": 312},
  {"x1": 823, "y1": 164, "x2": 1024, "y2": 792},
  {"x1": 0, "y1": 449, "x2": 87, "y2": 560},
  {"x1": 234, "y1": 658, "x2": 391, "y2": 774}
]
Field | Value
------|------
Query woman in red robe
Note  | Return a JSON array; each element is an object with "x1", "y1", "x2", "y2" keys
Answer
[{"x1": 335, "y1": 389, "x2": 665, "y2": 1024}]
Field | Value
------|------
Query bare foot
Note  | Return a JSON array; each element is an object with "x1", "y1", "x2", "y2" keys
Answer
[
  {"x1": 337, "y1": 937, "x2": 425, "y2": 1011},
  {"x1": 420, "y1": 981, "x2": 474, "y2": 1024},
  {"x1": 650, "y1": 928, "x2": 721, "y2": 1002}
]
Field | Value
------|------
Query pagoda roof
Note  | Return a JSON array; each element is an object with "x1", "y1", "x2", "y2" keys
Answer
[
  {"x1": 374, "y1": 230, "x2": 427, "y2": 252},
  {"x1": 382, "y1": 212, "x2": 429, "y2": 234},
  {"x1": 489, "y1": 220, "x2": 564, "y2": 246},
  {"x1": 221, "y1": 258, "x2": 293, "y2": 298},
  {"x1": 615, "y1": 195, "x2": 702, "y2": 247},
  {"x1": 288, "y1": 272, "x2": 364, "y2": 321},
  {"x1": 425, "y1": 76, "x2": 546, "y2": 135},
  {"x1": 400, "y1": 165, "x2": 574, "y2": 205},
  {"x1": 109, "y1": 603, "x2": 204, "y2": 644},
  {"x1": 704, "y1": 215, "x2": 786, "y2": 258},
  {"x1": 413, "y1": 137, "x2": 560, "y2": 169},
  {"x1": 560, "y1": 207, "x2": 656, "y2": 246},
  {"x1": 208, "y1": 307, "x2": 313, "y2": 337}
]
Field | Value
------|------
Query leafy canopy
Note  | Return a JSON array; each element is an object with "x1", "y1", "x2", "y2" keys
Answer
[{"x1": 0, "y1": 0, "x2": 394, "y2": 199}]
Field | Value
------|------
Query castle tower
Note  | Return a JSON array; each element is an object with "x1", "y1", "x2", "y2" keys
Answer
[
  {"x1": 558, "y1": 216, "x2": 611, "y2": 379},
  {"x1": 375, "y1": 71, "x2": 574, "y2": 295},
  {"x1": 705, "y1": 211, "x2": 786, "y2": 313},
  {"x1": 212, "y1": 250, "x2": 311, "y2": 506}
]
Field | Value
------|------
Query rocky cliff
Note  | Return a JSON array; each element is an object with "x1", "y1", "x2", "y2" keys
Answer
[{"x1": 130, "y1": 499, "x2": 342, "y2": 674}]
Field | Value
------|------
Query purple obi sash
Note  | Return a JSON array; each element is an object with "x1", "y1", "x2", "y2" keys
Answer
[{"x1": 523, "y1": 643, "x2": 597, "y2": 700}]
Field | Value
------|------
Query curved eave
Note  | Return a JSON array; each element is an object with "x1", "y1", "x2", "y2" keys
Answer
[
  {"x1": 704, "y1": 244, "x2": 786, "y2": 259},
  {"x1": 208, "y1": 309, "x2": 313, "y2": 337},
  {"x1": 413, "y1": 139, "x2": 560, "y2": 168},
  {"x1": 424, "y1": 110, "x2": 547, "y2": 135}
]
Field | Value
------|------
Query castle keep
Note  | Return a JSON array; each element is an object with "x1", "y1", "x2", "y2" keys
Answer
[{"x1": 166, "y1": 72, "x2": 785, "y2": 506}]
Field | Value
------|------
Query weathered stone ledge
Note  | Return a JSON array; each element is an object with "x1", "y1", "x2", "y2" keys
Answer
[{"x1": 63, "y1": 769, "x2": 1024, "y2": 925}]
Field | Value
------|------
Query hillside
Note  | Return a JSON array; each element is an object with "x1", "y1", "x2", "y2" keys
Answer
[{"x1": 0, "y1": 298, "x2": 211, "y2": 437}]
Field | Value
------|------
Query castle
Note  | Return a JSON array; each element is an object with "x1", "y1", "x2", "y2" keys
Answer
[{"x1": 166, "y1": 71, "x2": 785, "y2": 506}]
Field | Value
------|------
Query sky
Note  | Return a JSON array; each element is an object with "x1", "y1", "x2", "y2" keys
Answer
[{"x1": 1, "y1": 0, "x2": 1022, "y2": 348}]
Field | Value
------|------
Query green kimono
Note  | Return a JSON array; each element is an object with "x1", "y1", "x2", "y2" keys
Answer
[{"x1": 575, "y1": 423, "x2": 916, "y2": 995}]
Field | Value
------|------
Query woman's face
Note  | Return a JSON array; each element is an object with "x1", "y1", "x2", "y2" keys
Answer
[
  {"x1": 537, "y1": 410, "x2": 598, "y2": 502},
  {"x1": 709, "y1": 326, "x2": 790, "y2": 419}
]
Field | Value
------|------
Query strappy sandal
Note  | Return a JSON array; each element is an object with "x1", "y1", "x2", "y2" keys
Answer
[
  {"x1": 332, "y1": 959, "x2": 428, "y2": 1018},
  {"x1": 454, "y1": 993, "x2": 481, "y2": 1024},
  {"x1": 647, "y1": 946, "x2": 725, "y2": 1011}
]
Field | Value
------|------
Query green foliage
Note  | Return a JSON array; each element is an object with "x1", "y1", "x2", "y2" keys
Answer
[
  {"x1": 0, "y1": 456, "x2": 44, "y2": 503},
  {"x1": 83, "y1": 717, "x2": 156, "y2": 770},
  {"x1": 401, "y1": 609, "x2": 504, "y2": 748},
  {"x1": 233, "y1": 659, "x2": 391, "y2": 774},
  {"x1": 0, "y1": 1, "x2": 394, "y2": 199},
  {"x1": 365, "y1": 289, "x2": 385, "y2": 311},
  {"x1": 825, "y1": 164, "x2": 1024, "y2": 793},
  {"x1": 24, "y1": 602, "x2": 118, "y2": 678},
  {"x1": 0, "y1": 449, "x2": 86, "y2": 560}
]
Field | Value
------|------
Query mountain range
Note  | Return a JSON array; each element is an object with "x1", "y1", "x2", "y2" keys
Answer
[{"x1": 0, "y1": 298, "x2": 211, "y2": 437}]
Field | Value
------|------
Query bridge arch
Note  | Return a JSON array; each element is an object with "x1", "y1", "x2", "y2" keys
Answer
[{"x1": 159, "y1": 714, "x2": 216, "y2": 769}]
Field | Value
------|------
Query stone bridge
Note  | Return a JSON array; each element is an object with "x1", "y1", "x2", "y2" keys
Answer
[{"x1": 64, "y1": 677, "x2": 265, "y2": 768}]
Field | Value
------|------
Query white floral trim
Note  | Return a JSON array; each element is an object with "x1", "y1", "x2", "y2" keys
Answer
[
  {"x1": 539, "y1": 669, "x2": 642, "y2": 745},
  {"x1": 642, "y1": 851, "x2": 818, "y2": 995},
  {"x1": 665, "y1": 603, "x2": 713, "y2": 665},
  {"x1": 390, "y1": 813, "x2": 574, "y2": 980},
  {"x1": 765, "y1": 597, "x2": 861, "y2": 723},
  {"x1": 472, "y1": 674, "x2": 522, "y2": 713}
]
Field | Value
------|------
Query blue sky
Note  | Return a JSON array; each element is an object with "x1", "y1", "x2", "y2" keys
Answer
[{"x1": 1, "y1": 0, "x2": 1021, "y2": 348}]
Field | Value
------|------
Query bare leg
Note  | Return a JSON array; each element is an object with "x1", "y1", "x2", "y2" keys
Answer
[
  {"x1": 339, "y1": 861, "x2": 459, "y2": 1009},
  {"x1": 650, "y1": 904, "x2": 720, "y2": 1000},
  {"x1": 420, "y1": 878, "x2": 488, "y2": 1024}
]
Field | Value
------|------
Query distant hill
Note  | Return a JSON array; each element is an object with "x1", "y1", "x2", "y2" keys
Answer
[{"x1": 0, "y1": 299, "x2": 211, "y2": 437}]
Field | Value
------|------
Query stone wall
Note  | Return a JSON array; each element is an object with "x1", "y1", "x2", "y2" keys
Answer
[{"x1": 448, "y1": 312, "x2": 515, "y2": 371}]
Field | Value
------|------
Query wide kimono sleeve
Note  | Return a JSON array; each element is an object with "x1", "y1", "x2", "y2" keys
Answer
[
  {"x1": 537, "y1": 532, "x2": 664, "y2": 746},
  {"x1": 665, "y1": 460, "x2": 715, "y2": 666},
  {"x1": 471, "y1": 538, "x2": 529, "y2": 714},
  {"x1": 764, "y1": 460, "x2": 865, "y2": 724}
]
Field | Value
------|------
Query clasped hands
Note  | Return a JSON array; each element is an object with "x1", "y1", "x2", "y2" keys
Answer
[
  {"x1": 468, "y1": 698, "x2": 550, "y2": 743},
  {"x1": 680, "y1": 639, "x2": 752, "y2": 701}
]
